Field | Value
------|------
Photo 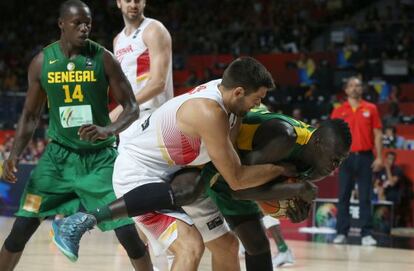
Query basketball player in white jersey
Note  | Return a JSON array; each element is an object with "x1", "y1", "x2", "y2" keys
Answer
[
  {"x1": 110, "y1": 1, "x2": 233, "y2": 270},
  {"x1": 111, "y1": 0, "x2": 173, "y2": 151},
  {"x1": 53, "y1": 57, "x2": 297, "y2": 270}
]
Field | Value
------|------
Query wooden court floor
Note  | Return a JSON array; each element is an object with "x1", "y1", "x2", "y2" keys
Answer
[{"x1": 0, "y1": 216, "x2": 413, "y2": 271}]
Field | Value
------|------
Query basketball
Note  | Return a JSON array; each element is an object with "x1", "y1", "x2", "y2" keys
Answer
[
  {"x1": 258, "y1": 198, "x2": 296, "y2": 218},
  {"x1": 257, "y1": 177, "x2": 298, "y2": 218}
]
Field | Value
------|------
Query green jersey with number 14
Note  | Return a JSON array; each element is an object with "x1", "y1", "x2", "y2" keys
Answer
[{"x1": 40, "y1": 40, "x2": 115, "y2": 150}]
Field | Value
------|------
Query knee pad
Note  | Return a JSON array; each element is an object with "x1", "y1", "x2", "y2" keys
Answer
[
  {"x1": 114, "y1": 224, "x2": 147, "y2": 259},
  {"x1": 4, "y1": 217, "x2": 40, "y2": 253},
  {"x1": 123, "y1": 182, "x2": 176, "y2": 217}
]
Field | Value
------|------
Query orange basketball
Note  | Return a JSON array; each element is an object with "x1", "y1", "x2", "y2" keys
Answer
[
  {"x1": 258, "y1": 199, "x2": 296, "y2": 218},
  {"x1": 257, "y1": 178, "x2": 298, "y2": 218}
]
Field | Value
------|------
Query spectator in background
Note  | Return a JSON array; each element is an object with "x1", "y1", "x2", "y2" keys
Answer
[
  {"x1": 382, "y1": 102, "x2": 401, "y2": 128},
  {"x1": 313, "y1": 60, "x2": 334, "y2": 99},
  {"x1": 0, "y1": 138, "x2": 46, "y2": 164},
  {"x1": 373, "y1": 151, "x2": 402, "y2": 204},
  {"x1": 2, "y1": 70, "x2": 19, "y2": 92},
  {"x1": 363, "y1": 84, "x2": 379, "y2": 103},
  {"x1": 337, "y1": 36, "x2": 359, "y2": 69},
  {"x1": 292, "y1": 107, "x2": 304, "y2": 121},
  {"x1": 331, "y1": 76, "x2": 383, "y2": 246},
  {"x1": 0, "y1": 136, "x2": 14, "y2": 161},
  {"x1": 382, "y1": 126, "x2": 405, "y2": 149},
  {"x1": 184, "y1": 70, "x2": 199, "y2": 87},
  {"x1": 304, "y1": 84, "x2": 317, "y2": 101},
  {"x1": 389, "y1": 85, "x2": 401, "y2": 103},
  {"x1": 200, "y1": 67, "x2": 217, "y2": 83},
  {"x1": 354, "y1": 43, "x2": 376, "y2": 78},
  {"x1": 20, "y1": 140, "x2": 37, "y2": 164},
  {"x1": 297, "y1": 52, "x2": 316, "y2": 87},
  {"x1": 34, "y1": 139, "x2": 45, "y2": 160}
]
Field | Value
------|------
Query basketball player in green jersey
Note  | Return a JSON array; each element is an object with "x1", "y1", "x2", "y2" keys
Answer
[
  {"x1": 0, "y1": 1, "x2": 153, "y2": 270},
  {"x1": 199, "y1": 107, "x2": 351, "y2": 270}
]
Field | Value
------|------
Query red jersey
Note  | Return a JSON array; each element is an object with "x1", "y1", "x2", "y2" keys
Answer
[{"x1": 331, "y1": 100, "x2": 382, "y2": 152}]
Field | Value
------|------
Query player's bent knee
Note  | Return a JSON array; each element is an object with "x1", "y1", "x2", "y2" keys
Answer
[
  {"x1": 243, "y1": 237, "x2": 270, "y2": 255},
  {"x1": 170, "y1": 223, "x2": 204, "y2": 261},
  {"x1": 180, "y1": 232, "x2": 204, "y2": 258},
  {"x1": 206, "y1": 232, "x2": 239, "y2": 258},
  {"x1": 223, "y1": 233, "x2": 239, "y2": 256}
]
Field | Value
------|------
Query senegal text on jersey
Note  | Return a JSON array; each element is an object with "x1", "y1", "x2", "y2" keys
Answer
[{"x1": 47, "y1": 71, "x2": 97, "y2": 83}]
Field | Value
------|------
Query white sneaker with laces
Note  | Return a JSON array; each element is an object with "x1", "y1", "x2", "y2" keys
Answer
[
  {"x1": 333, "y1": 234, "x2": 347, "y2": 244},
  {"x1": 361, "y1": 235, "x2": 377, "y2": 246},
  {"x1": 272, "y1": 248, "x2": 294, "y2": 267}
]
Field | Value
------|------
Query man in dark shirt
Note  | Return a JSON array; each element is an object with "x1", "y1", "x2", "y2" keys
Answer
[{"x1": 373, "y1": 151, "x2": 402, "y2": 204}]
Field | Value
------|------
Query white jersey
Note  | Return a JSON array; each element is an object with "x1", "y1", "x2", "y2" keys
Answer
[
  {"x1": 112, "y1": 80, "x2": 233, "y2": 251},
  {"x1": 122, "y1": 79, "x2": 237, "y2": 177},
  {"x1": 114, "y1": 17, "x2": 173, "y2": 111}
]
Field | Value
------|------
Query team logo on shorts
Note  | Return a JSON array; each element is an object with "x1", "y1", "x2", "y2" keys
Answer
[
  {"x1": 22, "y1": 193, "x2": 42, "y2": 213},
  {"x1": 207, "y1": 216, "x2": 224, "y2": 230}
]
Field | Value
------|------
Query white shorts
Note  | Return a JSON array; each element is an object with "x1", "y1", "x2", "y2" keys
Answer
[
  {"x1": 135, "y1": 194, "x2": 229, "y2": 255},
  {"x1": 135, "y1": 211, "x2": 191, "y2": 256},
  {"x1": 112, "y1": 151, "x2": 229, "y2": 251},
  {"x1": 183, "y1": 193, "x2": 230, "y2": 243}
]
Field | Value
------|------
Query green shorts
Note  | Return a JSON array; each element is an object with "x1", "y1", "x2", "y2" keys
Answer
[
  {"x1": 16, "y1": 141, "x2": 133, "y2": 231},
  {"x1": 202, "y1": 163, "x2": 260, "y2": 216}
]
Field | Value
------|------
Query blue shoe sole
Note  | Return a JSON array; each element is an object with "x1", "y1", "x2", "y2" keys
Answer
[{"x1": 51, "y1": 221, "x2": 78, "y2": 262}]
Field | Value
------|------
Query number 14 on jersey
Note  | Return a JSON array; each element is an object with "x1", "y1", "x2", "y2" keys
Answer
[{"x1": 62, "y1": 84, "x2": 84, "y2": 103}]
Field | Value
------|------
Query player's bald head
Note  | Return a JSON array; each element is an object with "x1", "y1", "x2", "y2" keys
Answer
[
  {"x1": 59, "y1": 0, "x2": 90, "y2": 19},
  {"x1": 317, "y1": 119, "x2": 352, "y2": 152}
]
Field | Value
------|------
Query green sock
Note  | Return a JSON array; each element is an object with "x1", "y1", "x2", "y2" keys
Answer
[
  {"x1": 90, "y1": 205, "x2": 112, "y2": 224},
  {"x1": 277, "y1": 241, "x2": 288, "y2": 253}
]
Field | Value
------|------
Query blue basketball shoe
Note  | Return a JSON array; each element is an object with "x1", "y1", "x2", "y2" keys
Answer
[{"x1": 51, "y1": 212, "x2": 97, "y2": 262}]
